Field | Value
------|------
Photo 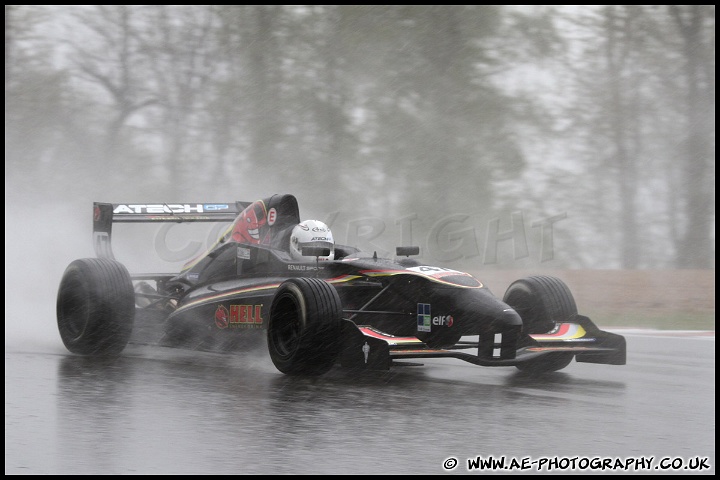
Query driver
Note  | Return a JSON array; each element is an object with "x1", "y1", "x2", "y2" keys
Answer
[{"x1": 289, "y1": 220, "x2": 335, "y2": 261}]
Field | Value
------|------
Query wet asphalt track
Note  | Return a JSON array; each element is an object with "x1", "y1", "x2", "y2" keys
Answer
[{"x1": 4, "y1": 330, "x2": 715, "y2": 475}]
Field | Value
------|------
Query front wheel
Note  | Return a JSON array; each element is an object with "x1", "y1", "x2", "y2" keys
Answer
[
  {"x1": 503, "y1": 275, "x2": 577, "y2": 373},
  {"x1": 267, "y1": 277, "x2": 342, "y2": 376},
  {"x1": 56, "y1": 258, "x2": 135, "y2": 355}
]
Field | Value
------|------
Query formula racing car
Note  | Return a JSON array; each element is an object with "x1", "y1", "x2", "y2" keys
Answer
[{"x1": 56, "y1": 193, "x2": 626, "y2": 376}]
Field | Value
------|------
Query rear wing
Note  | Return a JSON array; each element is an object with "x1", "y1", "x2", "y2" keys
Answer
[{"x1": 93, "y1": 202, "x2": 249, "y2": 259}]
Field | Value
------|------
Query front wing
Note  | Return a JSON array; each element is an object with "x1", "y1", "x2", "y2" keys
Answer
[{"x1": 337, "y1": 315, "x2": 626, "y2": 370}]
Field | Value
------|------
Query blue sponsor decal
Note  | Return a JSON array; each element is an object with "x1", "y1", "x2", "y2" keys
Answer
[
  {"x1": 417, "y1": 303, "x2": 431, "y2": 332},
  {"x1": 204, "y1": 204, "x2": 229, "y2": 211}
]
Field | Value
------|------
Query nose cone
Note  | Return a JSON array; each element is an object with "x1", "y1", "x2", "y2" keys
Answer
[
  {"x1": 479, "y1": 304, "x2": 523, "y2": 334},
  {"x1": 475, "y1": 305, "x2": 523, "y2": 361},
  {"x1": 450, "y1": 287, "x2": 524, "y2": 334},
  {"x1": 469, "y1": 288, "x2": 523, "y2": 329},
  {"x1": 499, "y1": 307, "x2": 523, "y2": 328}
]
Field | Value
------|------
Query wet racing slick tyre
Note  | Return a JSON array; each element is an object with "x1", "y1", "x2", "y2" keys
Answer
[
  {"x1": 503, "y1": 275, "x2": 577, "y2": 373},
  {"x1": 56, "y1": 258, "x2": 135, "y2": 356},
  {"x1": 267, "y1": 277, "x2": 343, "y2": 376}
]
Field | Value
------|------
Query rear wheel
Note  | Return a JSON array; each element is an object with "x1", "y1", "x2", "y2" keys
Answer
[
  {"x1": 267, "y1": 277, "x2": 342, "y2": 376},
  {"x1": 503, "y1": 275, "x2": 576, "y2": 373},
  {"x1": 56, "y1": 258, "x2": 135, "y2": 355}
]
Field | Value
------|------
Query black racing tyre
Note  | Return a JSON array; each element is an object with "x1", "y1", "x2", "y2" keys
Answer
[
  {"x1": 503, "y1": 275, "x2": 577, "y2": 373},
  {"x1": 267, "y1": 277, "x2": 342, "y2": 376},
  {"x1": 56, "y1": 258, "x2": 135, "y2": 356},
  {"x1": 503, "y1": 275, "x2": 577, "y2": 335}
]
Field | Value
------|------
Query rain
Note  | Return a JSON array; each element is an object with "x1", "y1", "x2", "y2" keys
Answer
[{"x1": 5, "y1": 5, "x2": 715, "y2": 475}]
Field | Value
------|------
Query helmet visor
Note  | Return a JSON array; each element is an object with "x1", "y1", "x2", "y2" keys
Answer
[{"x1": 298, "y1": 241, "x2": 334, "y2": 257}]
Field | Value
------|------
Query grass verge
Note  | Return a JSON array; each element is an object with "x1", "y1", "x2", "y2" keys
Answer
[{"x1": 585, "y1": 310, "x2": 715, "y2": 331}]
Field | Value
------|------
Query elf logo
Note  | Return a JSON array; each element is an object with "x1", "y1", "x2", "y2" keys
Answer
[{"x1": 432, "y1": 315, "x2": 454, "y2": 327}]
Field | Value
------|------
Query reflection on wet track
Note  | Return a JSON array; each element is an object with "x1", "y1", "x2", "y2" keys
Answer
[{"x1": 5, "y1": 332, "x2": 715, "y2": 474}]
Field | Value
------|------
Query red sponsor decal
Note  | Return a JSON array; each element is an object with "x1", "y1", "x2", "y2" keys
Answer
[
  {"x1": 215, "y1": 305, "x2": 229, "y2": 329},
  {"x1": 229, "y1": 304, "x2": 263, "y2": 324},
  {"x1": 267, "y1": 208, "x2": 277, "y2": 226}
]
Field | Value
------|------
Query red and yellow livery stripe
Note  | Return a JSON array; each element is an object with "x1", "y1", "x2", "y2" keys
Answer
[
  {"x1": 530, "y1": 323, "x2": 587, "y2": 341},
  {"x1": 358, "y1": 326, "x2": 422, "y2": 345},
  {"x1": 359, "y1": 269, "x2": 483, "y2": 288}
]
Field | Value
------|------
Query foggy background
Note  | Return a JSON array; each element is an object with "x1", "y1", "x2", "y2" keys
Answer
[
  {"x1": 4, "y1": 7, "x2": 716, "y2": 475},
  {"x1": 4, "y1": 6, "x2": 715, "y2": 344}
]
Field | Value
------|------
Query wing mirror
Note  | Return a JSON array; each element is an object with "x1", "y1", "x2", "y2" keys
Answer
[{"x1": 396, "y1": 246, "x2": 420, "y2": 257}]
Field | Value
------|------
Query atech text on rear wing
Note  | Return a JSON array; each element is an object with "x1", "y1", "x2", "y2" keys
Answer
[{"x1": 92, "y1": 202, "x2": 249, "y2": 260}]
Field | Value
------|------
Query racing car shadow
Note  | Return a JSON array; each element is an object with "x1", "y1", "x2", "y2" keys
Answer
[
  {"x1": 267, "y1": 361, "x2": 626, "y2": 395},
  {"x1": 287, "y1": 361, "x2": 629, "y2": 401},
  {"x1": 505, "y1": 370, "x2": 625, "y2": 390},
  {"x1": 263, "y1": 362, "x2": 434, "y2": 391}
]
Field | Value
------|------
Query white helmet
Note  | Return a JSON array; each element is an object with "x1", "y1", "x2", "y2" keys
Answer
[{"x1": 289, "y1": 220, "x2": 335, "y2": 261}]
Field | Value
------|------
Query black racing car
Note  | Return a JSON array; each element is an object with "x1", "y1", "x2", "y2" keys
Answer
[{"x1": 56, "y1": 193, "x2": 626, "y2": 376}]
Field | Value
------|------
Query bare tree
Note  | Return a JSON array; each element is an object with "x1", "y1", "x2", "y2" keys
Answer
[
  {"x1": 138, "y1": 5, "x2": 220, "y2": 190},
  {"x1": 555, "y1": 6, "x2": 714, "y2": 268},
  {"x1": 668, "y1": 5, "x2": 715, "y2": 268},
  {"x1": 68, "y1": 6, "x2": 157, "y2": 165},
  {"x1": 603, "y1": 6, "x2": 641, "y2": 268}
]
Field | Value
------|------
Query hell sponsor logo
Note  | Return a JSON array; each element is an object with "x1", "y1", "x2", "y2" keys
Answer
[{"x1": 215, "y1": 304, "x2": 263, "y2": 329}]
